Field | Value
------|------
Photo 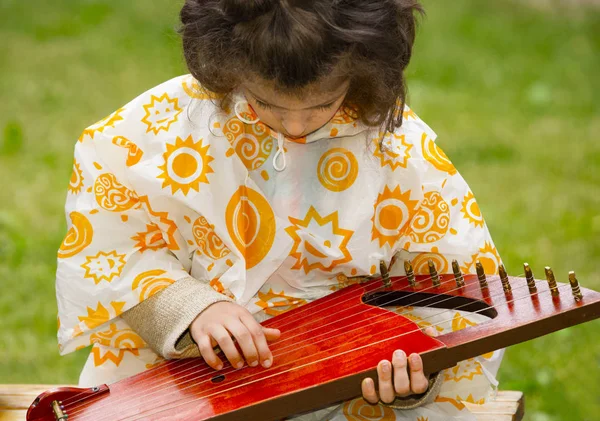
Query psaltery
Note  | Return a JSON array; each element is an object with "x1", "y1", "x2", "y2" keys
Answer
[{"x1": 27, "y1": 261, "x2": 600, "y2": 421}]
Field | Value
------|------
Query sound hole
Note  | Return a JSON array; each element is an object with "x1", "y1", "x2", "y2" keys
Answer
[
  {"x1": 211, "y1": 374, "x2": 226, "y2": 383},
  {"x1": 362, "y1": 291, "x2": 498, "y2": 319}
]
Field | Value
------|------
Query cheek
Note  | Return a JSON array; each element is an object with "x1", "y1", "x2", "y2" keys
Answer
[
  {"x1": 303, "y1": 108, "x2": 338, "y2": 132},
  {"x1": 314, "y1": 109, "x2": 339, "y2": 125},
  {"x1": 246, "y1": 102, "x2": 274, "y2": 124},
  {"x1": 252, "y1": 108, "x2": 281, "y2": 130}
]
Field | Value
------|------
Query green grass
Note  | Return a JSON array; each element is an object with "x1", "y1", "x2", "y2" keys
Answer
[{"x1": 0, "y1": 1, "x2": 598, "y2": 420}]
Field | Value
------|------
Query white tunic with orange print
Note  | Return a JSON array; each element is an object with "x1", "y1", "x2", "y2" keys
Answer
[{"x1": 57, "y1": 75, "x2": 503, "y2": 420}]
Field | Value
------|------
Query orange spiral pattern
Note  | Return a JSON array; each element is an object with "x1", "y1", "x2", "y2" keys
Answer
[
  {"x1": 193, "y1": 216, "x2": 231, "y2": 260},
  {"x1": 223, "y1": 117, "x2": 273, "y2": 171},
  {"x1": 409, "y1": 191, "x2": 450, "y2": 243},
  {"x1": 317, "y1": 148, "x2": 358, "y2": 192},
  {"x1": 94, "y1": 173, "x2": 139, "y2": 212},
  {"x1": 412, "y1": 252, "x2": 449, "y2": 274},
  {"x1": 341, "y1": 398, "x2": 395, "y2": 420}
]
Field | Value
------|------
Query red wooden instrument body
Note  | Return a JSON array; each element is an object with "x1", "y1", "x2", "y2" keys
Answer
[{"x1": 27, "y1": 273, "x2": 600, "y2": 421}]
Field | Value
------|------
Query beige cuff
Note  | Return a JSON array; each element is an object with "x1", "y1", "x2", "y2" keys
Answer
[
  {"x1": 381, "y1": 371, "x2": 443, "y2": 409},
  {"x1": 121, "y1": 276, "x2": 233, "y2": 359}
]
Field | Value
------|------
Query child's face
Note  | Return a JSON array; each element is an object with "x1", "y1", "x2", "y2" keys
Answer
[{"x1": 241, "y1": 78, "x2": 349, "y2": 139}]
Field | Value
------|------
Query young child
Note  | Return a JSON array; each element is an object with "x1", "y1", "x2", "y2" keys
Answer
[{"x1": 56, "y1": 0, "x2": 504, "y2": 419}]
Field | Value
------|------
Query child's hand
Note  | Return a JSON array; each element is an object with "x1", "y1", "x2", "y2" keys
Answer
[
  {"x1": 190, "y1": 301, "x2": 281, "y2": 370},
  {"x1": 361, "y1": 327, "x2": 436, "y2": 404}
]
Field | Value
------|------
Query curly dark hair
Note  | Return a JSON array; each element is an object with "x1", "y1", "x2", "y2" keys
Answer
[{"x1": 180, "y1": 0, "x2": 423, "y2": 133}]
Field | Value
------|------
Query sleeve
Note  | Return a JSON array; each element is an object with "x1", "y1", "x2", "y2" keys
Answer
[
  {"x1": 56, "y1": 126, "x2": 213, "y2": 356},
  {"x1": 389, "y1": 119, "x2": 502, "y2": 277},
  {"x1": 120, "y1": 276, "x2": 233, "y2": 359}
]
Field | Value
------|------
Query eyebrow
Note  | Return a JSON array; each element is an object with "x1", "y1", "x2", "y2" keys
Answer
[{"x1": 246, "y1": 88, "x2": 346, "y2": 111}]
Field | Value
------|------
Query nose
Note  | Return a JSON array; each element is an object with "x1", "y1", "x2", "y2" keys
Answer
[{"x1": 281, "y1": 112, "x2": 309, "y2": 137}]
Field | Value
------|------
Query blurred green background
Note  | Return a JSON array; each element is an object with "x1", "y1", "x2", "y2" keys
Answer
[{"x1": 0, "y1": 0, "x2": 598, "y2": 420}]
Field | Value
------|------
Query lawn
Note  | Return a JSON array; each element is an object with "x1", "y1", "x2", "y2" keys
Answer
[{"x1": 0, "y1": 1, "x2": 598, "y2": 420}]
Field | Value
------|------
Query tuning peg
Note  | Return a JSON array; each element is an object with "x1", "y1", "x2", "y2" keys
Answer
[
  {"x1": 568, "y1": 271, "x2": 583, "y2": 301},
  {"x1": 452, "y1": 259, "x2": 465, "y2": 287},
  {"x1": 499, "y1": 264, "x2": 511, "y2": 293},
  {"x1": 428, "y1": 259, "x2": 440, "y2": 287},
  {"x1": 523, "y1": 263, "x2": 537, "y2": 293},
  {"x1": 404, "y1": 260, "x2": 416, "y2": 287},
  {"x1": 544, "y1": 266, "x2": 559, "y2": 297},
  {"x1": 476, "y1": 261, "x2": 488, "y2": 289},
  {"x1": 380, "y1": 261, "x2": 391, "y2": 288}
]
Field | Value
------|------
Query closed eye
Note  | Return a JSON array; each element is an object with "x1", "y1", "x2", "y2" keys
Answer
[
  {"x1": 253, "y1": 97, "x2": 336, "y2": 112},
  {"x1": 317, "y1": 102, "x2": 335, "y2": 111},
  {"x1": 255, "y1": 99, "x2": 273, "y2": 110}
]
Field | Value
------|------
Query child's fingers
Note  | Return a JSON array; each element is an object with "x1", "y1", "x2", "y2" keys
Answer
[
  {"x1": 361, "y1": 378, "x2": 379, "y2": 404},
  {"x1": 208, "y1": 324, "x2": 244, "y2": 369},
  {"x1": 240, "y1": 315, "x2": 275, "y2": 368},
  {"x1": 376, "y1": 360, "x2": 395, "y2": 404},
  {"x1": 225, "y1": 318, "x2": 259, "y2": 368},
  {"x1": 392, "y1": 350, "x2": 411, "y2": 397},
  {"x1": 408, "y1": 353, "x2": 429, "y2": 394},
  {"x1": 197, "y1": 334, "x2": 223, "y2": 370},
  {"x1": 263, "y1": 327, "x2": 281, "y2": 341}
]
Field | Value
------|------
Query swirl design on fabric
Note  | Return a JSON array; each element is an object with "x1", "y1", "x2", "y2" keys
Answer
[
  {"x1": 193, "y1": 216, "x2": 231, "y2": 260},
  {"x1": 409, "y1": 191, "x2": 450, "y2": 243},
  {"x1": 94, "y1": 173, "x2": 139, "y2": 212},
  {"x1": 341, "y1": 398, "x2": 395, "y2": 420},
  {"x1": 223, "y1": 117, "x2": 273, "y2": 171},
  {"x1": 412, "y1": 252, "x2": 449, "y2": 274},
  {"x1": 317, "y1": 148, "x2": 358, "y2": 192}
]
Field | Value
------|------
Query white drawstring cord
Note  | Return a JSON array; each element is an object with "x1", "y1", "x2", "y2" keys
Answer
[
  {"x1": 273, "y1": 132, "x2": 287, "y2": 171},
  {"x1": 234, "y1": 100, "x2": 260, "y2": 124},
  {"x1": 234, "y1": 99, "x2": 287, "y2": 171}
]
